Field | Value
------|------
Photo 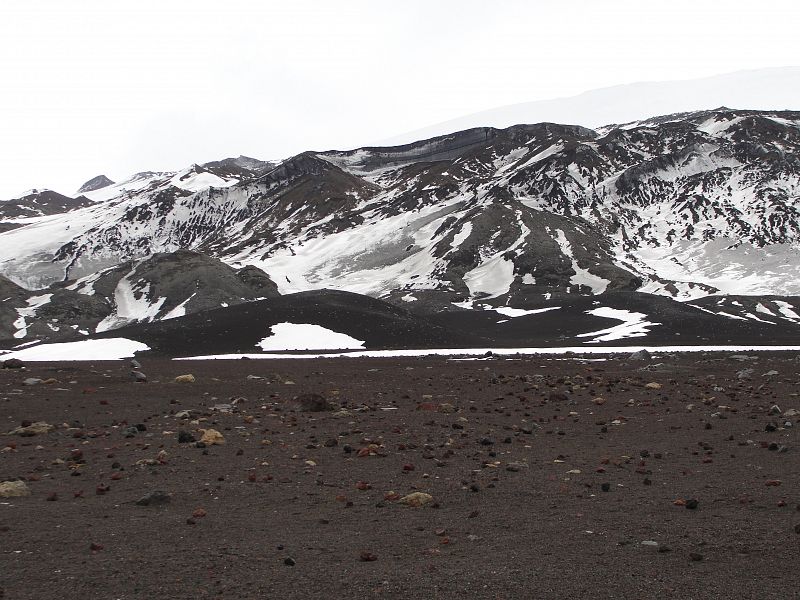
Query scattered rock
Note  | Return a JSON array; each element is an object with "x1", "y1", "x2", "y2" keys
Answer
[
  {"x1": 686, "y1": 498, "x2": 699, "y2": 510},
  {"x1": 8, "y1": 422, "x2": 55, "y2": 436},
  {"x1": 283, "y1": 557, "x2": 296, "y2": 566},
  {"x1": 22, "y1": 378, "x2": 42, "y2": 386},
  {"x1": 130, "y1": 370, "x2": 147, "y2": 383},
  {"x1": 174, "y1": 374, "x2": 196, "y2": 384},
  {"x1": 0, "y1": 480, "x2": 30, "y2": 498},
  {"x1": 628, "y1": 349, "x2": 651, "y2": 361},
  {"x1": 644, "y1": 382, "x2": 662, "y2": 390},
  {"x1": 136, "y1": 490, "x2": 171, "y2": 506},
  {"x1": 199, "y1": 429, "x2": 225, "y2": 445},
  {"x1": 177, "y1": 431, "x2": 195, "y2": 444},
  {"x1": 689, "y1": 552, "x2": 704, "y2": 562},
  {"x1": 293, "y1": 393, "x2": 334, "y2": 412},
  {"x1": 399, "y1": 492, "x2": 434, "y2": 507},
  {"x1": 2, "y1": 358, "x2": 24, "y2": 369}
]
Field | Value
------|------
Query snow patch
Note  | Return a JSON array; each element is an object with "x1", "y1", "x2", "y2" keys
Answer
[
  {"x1": 577, "y1": 307, "x2": 659, "y2": 343},
  {"x1": 494, "y1": 306, "x2": 561, "y2": 318},
  {"x1": 463, "y1": 255, "x2": 515, "y2": 299},
  {"x1": 177, "y1": 345, "x2": 800, "y2": 361},
  {"x1": 257, "y1": 323, "x2": 365, "y2": 351},
  {"x1": 0, "y1": 338, "x2": 149, "y2": 361},
  {"x1": 13, "y1": 293, "x2": 53, "y2": 339},
  {"x1": 553, "y1": 229, "x2": 609, "y2": 294}
]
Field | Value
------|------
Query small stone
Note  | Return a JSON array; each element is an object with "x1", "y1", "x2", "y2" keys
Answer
[
  {"x1": 600, "y1": 483, "x2": 611, "y2": 492},
  {"x1": 2, "y1": 358, "x2": 24, "y2": 369},
  {"x1": 685, "y1": 498, "x2": 699, "y2": 509},
  {"x1": 283, "y1": 557, "x2": 296, "y2": 566},
  {"x1": 174, "y1": 374, "x2": 196, "y2": 383},
  {"x1": 293, "y1": 393, "x2": 334, "y2": 412},
  {"x1": 192, "y1": 507, "x2": 207, "y2": 518},
  {"x1": 199, "y1": 429, "x2": 225, "y2": 445},
  {"x1": 136, "y1": 490, "x2": 171, "y2": 506},
  {"x1": 9, "y1": 422, "x2": 55, "y2": 436},
  {"x1": 177, "y1": 431, "x2": 195, "y2": 444},
  {"x1": 0, "y1": 480, "x2": 31, "y2": 498},
  {"x1": 645, "y1": 382, "x2": 662, "y2": 390},
  {"x1": 130, "y1": 370, "x2": 147, "y2": 383},
  {"x1": 689, "y1": 552, "x2": 704, "y2": 561},
  {"x1": 22, "y1": 378, "x2": 43, "y2": 386},
  {"x1": 89, "y1": 542, "x2": 104, "y2": 552},
  {"x1": 359, "y1": 551, "x2": 378, "y2": 562},
  {"x1": 399, "y1": 492, "x2": 434, "y2": 507}
]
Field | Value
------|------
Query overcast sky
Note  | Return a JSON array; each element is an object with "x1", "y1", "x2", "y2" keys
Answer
[{"x1": 1, "y1": 0, "x2": 798, "y2": 198}]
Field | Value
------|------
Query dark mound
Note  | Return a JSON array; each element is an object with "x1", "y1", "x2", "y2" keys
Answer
[
  {"x1": 100, "y1": 289, "x2": 486, "y2": 356},
  {"x1": 428, "y1": 292, "x2": 800, "y2": 347}
]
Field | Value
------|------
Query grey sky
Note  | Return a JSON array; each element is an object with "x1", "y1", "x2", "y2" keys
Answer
[{"x1": 1, "y1": 0, "x2": 798, "y2": 198}]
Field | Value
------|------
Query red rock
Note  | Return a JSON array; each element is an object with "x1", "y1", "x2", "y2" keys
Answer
[
  {"x1": 384, "y1": 492, "x2": 401, "y2": 502},
  {"x1": 96, "y1": 484, "x2": 110, "y2": 495},
  {"x1": 110, "y1": 472, "x2": 122, "y2": 481},
  {"x1": 89, "y1": 542, "x2": 103, "y2": 552},
  {"x1": 73, "y1": 490, "x2": 84, "y2": 498},
  {"x1": 355, "y1": 481, "x2": 371, "y2": 490},
  {"x1": 247, "y1": 472, "x2": 257, "y2": 482},
  {"x1": 402, "y1": 463, "x2": 415, "y2": 472},
  {"x1": 765, "y1": 480, "x2": 782, "y2": 486},
  {"x1": 673, "y1": 499, "x2": 687, "y2": 506},
  {"x1": 192, "y1": 507, "x2": 207, "y2": 518},
  {"x1": 359, "y1": 551, "x2": 378, "y2": 562},
  {"x1": 46, "y1": 492, "x2": 58, "y2": 501}
]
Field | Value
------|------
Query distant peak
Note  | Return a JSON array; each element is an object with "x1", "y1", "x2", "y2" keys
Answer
[{"x1": 77, "y1": 175, "x2": 114, "y2": 194}]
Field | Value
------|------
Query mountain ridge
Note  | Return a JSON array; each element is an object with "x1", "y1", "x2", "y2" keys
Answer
[{"x1": 0, "y1": 107, "x2": 799, "y2": 347}]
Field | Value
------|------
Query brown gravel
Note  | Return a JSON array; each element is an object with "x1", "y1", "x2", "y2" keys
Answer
[{"x1": 1, "y1": 353, "x2": 798, "y2": 599}]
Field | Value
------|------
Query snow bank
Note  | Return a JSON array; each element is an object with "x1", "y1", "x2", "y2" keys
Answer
[
  {"x1": 0, "y1": 338, "x2": 149, "y2": 361},
  {"x1": 176, "y1": 344, "x2": 800, "y2": 361},
  {"x1": 257, "y1": 323, "x2": 365, "y2": 351}
]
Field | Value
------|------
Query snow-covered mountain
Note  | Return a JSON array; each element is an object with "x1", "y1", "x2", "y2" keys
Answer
[{"x1": 1, "y1": 109, "x2": 800, "y2": 344}]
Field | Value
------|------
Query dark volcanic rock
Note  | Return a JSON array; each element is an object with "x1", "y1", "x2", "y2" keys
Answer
[{"x1": 294, "y1": 393, "x2": 334, "y2": 412}]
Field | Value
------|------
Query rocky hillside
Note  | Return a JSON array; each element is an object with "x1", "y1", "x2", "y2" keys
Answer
[
  {"x1": 1, "y1": 109, "x2": 798, "y2": 304},
  {"x1": 1, "y1": 109, "x2": 800, "y2": 346},
  {"x1": 1, "y1": 250, "x2": 278, "y2": 343}
]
